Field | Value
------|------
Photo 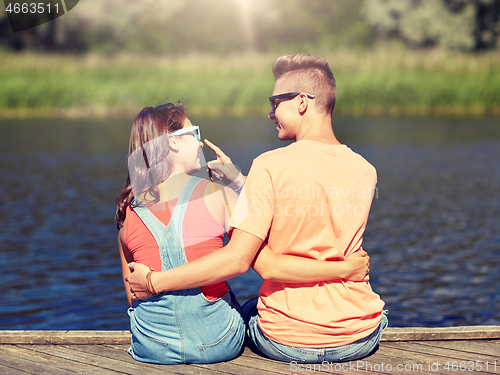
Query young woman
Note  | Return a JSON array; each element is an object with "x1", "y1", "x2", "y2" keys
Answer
[{"x1": 115, "y1": 103, "x2": 370, "y2": 365}]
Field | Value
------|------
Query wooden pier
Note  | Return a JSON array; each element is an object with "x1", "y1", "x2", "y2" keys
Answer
[{"x1": 1, "y1": 326, "x2": 499, "y2": 374}]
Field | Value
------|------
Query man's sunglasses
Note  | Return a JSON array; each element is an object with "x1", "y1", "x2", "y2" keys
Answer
[
  {"x1": 169, "y1": 126, "x2": 201, "y2": 141},
  {"x1": 269, "y1": 92, "x2": 315, "y2": 112}
]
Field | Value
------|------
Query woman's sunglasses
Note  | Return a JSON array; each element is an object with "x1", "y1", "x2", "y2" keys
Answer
[
  {"x1": 269, "y1": 92, "x2": 315, "y2": 112},
  {"x1": 169, "y1": 126, "x2": 201, "y2": 141}
]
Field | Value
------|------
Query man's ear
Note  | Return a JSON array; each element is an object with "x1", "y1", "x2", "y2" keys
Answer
[{"x1": 298, "y1": 93, "x2": 309, "y2": 115}]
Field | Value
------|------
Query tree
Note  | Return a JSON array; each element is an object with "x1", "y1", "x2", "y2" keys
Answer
[
  {"x1": 362, "y1": 0, "x2": 500, "y2": 50},
  {"x1": 251, "y1": 0, "x2": 371, "y2": 51},
  {"x1": 1, "y1": 0, "x2": 371, "y2": 53}
]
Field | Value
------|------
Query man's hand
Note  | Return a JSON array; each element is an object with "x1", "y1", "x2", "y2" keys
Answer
[
  {"x1": 125, "y1": 262, "x2": 153, "y2": 300},
  {"x1": 343, "y1": 250, "x2": 370, "y2": 282},
  {"x1": 204, "y1": 139, "x2": 245, "y2": 189}
]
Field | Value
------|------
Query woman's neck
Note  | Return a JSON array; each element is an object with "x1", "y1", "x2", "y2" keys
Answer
[{"x1": 160, "y1": 172, "x2": 192, "y2": 200}]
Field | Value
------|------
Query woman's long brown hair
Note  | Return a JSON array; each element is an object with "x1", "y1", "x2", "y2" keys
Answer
[{"x1": 115, "y1": 103, "x2": 186, "y2": 229}]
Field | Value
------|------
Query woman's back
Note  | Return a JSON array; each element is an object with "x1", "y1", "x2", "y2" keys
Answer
[
  {"x1": 126, "y1": 177, "x2": 244, "y2": 364},
  {"x1": 126, "y1": 178, "x2": 227, "y2": 300}
]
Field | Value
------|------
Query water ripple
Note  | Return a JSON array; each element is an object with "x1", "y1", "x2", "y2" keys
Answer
[{"x1": 1, "y1": 117, "x2": 499, "y2": 329}]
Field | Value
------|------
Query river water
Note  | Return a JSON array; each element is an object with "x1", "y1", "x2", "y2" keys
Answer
[{"x1": 1, "y1": 116, "x2": 499, "y2": 329}]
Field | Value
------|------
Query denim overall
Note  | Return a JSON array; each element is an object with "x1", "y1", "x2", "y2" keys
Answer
[{"x1": 128, "y1": 177, "x2": 245, "y2": 364}]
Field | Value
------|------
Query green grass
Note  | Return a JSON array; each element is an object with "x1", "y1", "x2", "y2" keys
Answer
[{"x1": 1, "y1": 48, "x2": 499, "y2": 118}]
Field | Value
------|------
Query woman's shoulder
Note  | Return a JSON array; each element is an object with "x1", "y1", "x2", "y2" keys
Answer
[
  {"x1": 202, "y1": 180, "x2": 238, "y2": 224},
  {"x1": 203, "y1": 181, "x2": 238, "y2": 202}
]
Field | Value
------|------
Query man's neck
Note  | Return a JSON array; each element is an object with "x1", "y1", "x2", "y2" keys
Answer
[{"x1": 295, "y1": 115, "x2": 341, "y2": 145}]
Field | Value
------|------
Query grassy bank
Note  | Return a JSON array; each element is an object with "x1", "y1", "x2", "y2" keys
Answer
[{"x1": 1, "y1": 48, "x2": 499, "y2": 118}]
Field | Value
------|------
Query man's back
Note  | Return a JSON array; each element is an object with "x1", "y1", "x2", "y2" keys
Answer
[{"x1": 234, "y1": 140, "x2": 385, "y2": 347}]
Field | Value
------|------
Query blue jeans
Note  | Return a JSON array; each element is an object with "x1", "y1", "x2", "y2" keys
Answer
[
  {"x1": 129, "y1": 288, "x2": 244, "y2": 364},
  {"x1": 242, "y1": 297, "x2": 388, "y2": 364}
]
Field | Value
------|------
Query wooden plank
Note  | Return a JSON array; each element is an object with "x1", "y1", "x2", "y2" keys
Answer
[
  {"x1": 236, "y1": 344, "x2": 471, "y2": 375},
  {"x1": 363, "y1": 345, "x2": 452, "y2": 375},
  {"x1": 105, "y1": 344, "x2": 289, "y2": 374},
  {"x1": 382, "y1": 326, "x2": 500, "y2": 341},
  {"x1": 219, "y1": 351, "x2": 343, "y2": 375},
  {"x1": 234, "y1": 347, "x2": 395, "y2": 375},
  {"x1": 370, "y1": 345, "x2": 481, "y2": 375},
  {"x1": 1, "y1": 341, "x2": 497, "y2": 375},
  {"x1": 1, "y1": 326, "x2": 498, "y2": 345},
  {"x1": 70, "y1": 344, "x2": 224, "y2": 375},
  {"x1": 0, "y1": 330, "x2": 131, "y2": 345},
  {"x1": 104, "y1": 344, "x2": 131, "y2": 350},
  {"x1": 1, "y1": 336, "x2": 499, "y2": 375},
  {"x1": 0, "y1": 363, "x2": 33, "y2": 375},
  {"x1": 0, "y1": 352, "x2": 71, "y2": 375},
  {"x1": 0, "y1": 344, "x2": 116, "y2": 375},
  {"x1": 384, "y1": 341, "x2": 495, "y2": 361},
  {"x1": 418, "y1": 340, "x2": 500, "y2": 358},
  {"x1": 211, "y1": 346, "x2": 396, "y2": 375},
  {"x1": 29, "y1": 345, "x2": 203, "y2": 375},
  {"x1": 381, "y1": 342, "x2": 499, "y2": 375},
  {"x1": 190, "y1": 359, "x2": 287, "y2": 375}
]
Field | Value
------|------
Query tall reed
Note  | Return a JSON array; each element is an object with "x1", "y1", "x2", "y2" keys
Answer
[{"x1": 1, "y1": 48, "x2": 499, "y2": 117}]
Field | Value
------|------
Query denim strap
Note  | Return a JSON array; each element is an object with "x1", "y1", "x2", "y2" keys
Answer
[{"x1": 132, "y1": 177, "x2": 202, "y2": 270}]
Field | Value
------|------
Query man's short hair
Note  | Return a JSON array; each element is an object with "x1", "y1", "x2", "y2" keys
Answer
[{"x1": 272, "y1": 54, "x2": 337, "y2": 115}]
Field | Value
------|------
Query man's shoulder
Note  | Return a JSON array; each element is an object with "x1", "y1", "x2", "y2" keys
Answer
[
  {"x1": 347, "y1": 148, "x2": 377, "y2": 173},
  {"x1": 251, "y1": 142, "x2": 376, "y2": 177},
  {"x1": 252, "y1": 144, "x2": 294, "y2": 166},
  {"x1": 257, "y1": 144, "x2": 292, "y2": 158}
]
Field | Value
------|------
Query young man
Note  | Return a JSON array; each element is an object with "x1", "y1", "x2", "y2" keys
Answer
[{"x1": 126, "y1": 53, "x2": 386, "y2": 363}]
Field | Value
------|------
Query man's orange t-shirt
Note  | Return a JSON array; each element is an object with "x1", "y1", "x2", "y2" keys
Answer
[{"x1": 233, "y1": 140, "x2": 385, "y2": 347}]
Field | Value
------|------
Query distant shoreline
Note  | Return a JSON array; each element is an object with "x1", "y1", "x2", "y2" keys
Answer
[
  {"x1": 1, "y1": 106, "x2": 499, "y2": 119},
  {"x1": 1, "y1": 49, "x2": 499, "y2": 118}
]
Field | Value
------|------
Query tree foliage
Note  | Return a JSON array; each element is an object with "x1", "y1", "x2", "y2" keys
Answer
[
  {"x1": 363, "y1": 0, "x2": 500, "y2": 50},
  {"x1": 0, "y1": 0, "x2": 498, "y2": 53},
  {"x1": 0, "y1": 0, "x2": 370, "y2": 53}
]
